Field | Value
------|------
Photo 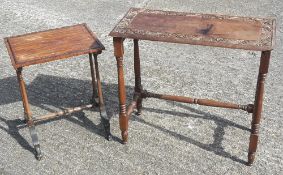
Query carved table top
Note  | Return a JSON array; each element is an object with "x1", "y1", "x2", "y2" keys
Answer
[
  {"x1": 4, "y1": 23, "x2": 105, "y2": 69},
  {"x1": 109, "y1": 8, "x2": 276, "y2": 51}
]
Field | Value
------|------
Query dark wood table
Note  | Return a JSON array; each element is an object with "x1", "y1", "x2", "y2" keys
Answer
[
  {"x1": 109, "y1": 8, "x2": 276, "y2": 165},
  {"x1": 4, "y1": 23, "x2": 110, "y2": 160}
]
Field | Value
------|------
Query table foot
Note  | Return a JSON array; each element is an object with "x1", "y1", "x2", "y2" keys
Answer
[
  {"x1": 121, "y1": 131, "x2": 128, "y2": 144},
  {"x1": 247, "y1": 152, "x2": 255, "y2": 166},
  {"x1": 29, "y1": 125, "x2": 43, "y2": 160},
  {"x1": 101, "y1": 113, "x2": 111, "y2": 141},
  {"x1": 34, "y1": 145, "x2": 43, "y2": 160},
  {"x1": 136, "y1": 97, "x2": 142, "y2": 115}
]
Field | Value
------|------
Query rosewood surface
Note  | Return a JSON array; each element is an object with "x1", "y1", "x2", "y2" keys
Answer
[
  {"x1": 110, "y1": 8, "x2": 275, "y2": 51},
  {"x1": 5, "y1": 23, "x2": 105, "y2": 68},
  {"x1": 110, "y1": 8, "x2": 275, "y2": 166}
]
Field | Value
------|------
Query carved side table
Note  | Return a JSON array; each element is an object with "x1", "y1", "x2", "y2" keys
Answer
[
  {"x1": 109, "y1": 8, "x2": 276, "y2": 165},
  {"x1": 4, "y1": 24, "x2": 110, "y2": 160}
]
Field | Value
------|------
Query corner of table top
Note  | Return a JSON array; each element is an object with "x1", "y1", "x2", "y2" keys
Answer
[
  {"x1": 3, "y1": 37, "x2": 18, "y2": 69},
  {"x1": 82, "y1": 23, "x2": 105, "y2": 50}
]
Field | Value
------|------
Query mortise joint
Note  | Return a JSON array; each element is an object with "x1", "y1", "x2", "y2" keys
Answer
[
  {"x1": 240, "y1": 104, "x2": 254, "y2": 113},
  {"x1": 26, "y1": 119, "x2": 34, "y2": 127}
]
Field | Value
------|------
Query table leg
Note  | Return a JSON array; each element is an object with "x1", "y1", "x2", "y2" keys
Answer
[
  {"x1": 93, "y1": 53, "x2": 111, "y2": 140},
  {"x1": 134, "y1": 39, "x2": 143, "y2": 115},
  {"x1": 248, "y1": 50, "x2": 271, "y2": 165},
  {"x1": 89, "y1": 53, "x2": 99, "y2": 106},
  {"x1": 16, "y1": 68, "x2": 42, "y2": 160},
  {"x1": 114, "y1": 37, "x2": 128, "y2": 143}
]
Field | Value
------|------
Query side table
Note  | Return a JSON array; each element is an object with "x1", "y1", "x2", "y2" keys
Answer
[
  {"x1": 4, "y1": 24, "x2": 110, "y2": 160},
  {"x1": 109, "y1": 8, "x2": 276, "y2": 165}
]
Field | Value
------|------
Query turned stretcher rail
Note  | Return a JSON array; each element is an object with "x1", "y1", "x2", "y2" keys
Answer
[
  {"x1": 142, "y1": 90, "x2": 253, "y2": 113},
  {"x1": 33, "y1": 104, "x2": 94, "y2": 123},
  {"x1": 17, "y1": 104, "x2": 94, "y2": 128}
]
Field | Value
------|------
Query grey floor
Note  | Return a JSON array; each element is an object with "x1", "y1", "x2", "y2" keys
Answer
[{"x1": 0, "y1": 0, "x2": 282, "y2": 174}]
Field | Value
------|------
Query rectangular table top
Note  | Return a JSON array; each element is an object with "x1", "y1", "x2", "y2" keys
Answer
[
  {"x1": 109, "y1": 8, "x2": 276, "y2": 51},
  {"x1": 4, "y1": 23, "x2": 105, "y2": 69}
]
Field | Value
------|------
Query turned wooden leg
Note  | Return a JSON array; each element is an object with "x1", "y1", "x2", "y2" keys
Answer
[
  {"x1": 114, "y1": 37, "x2": 128, "y2": 143},
  {"x1": 248, "y1": 50, "x2": 271, "y2": 165},
  {"x1": 16, "y1": 68, "x2": 42, "y2": 160},
  {"x1": 93, "y1": 53, "x2": 111, "y2": 140},
  {"x1": 89, "y1": 53, "x2": 99, "y2": 106},
  {"x1": 134, "y1": 39, "x2": 143, "y2": 115}
]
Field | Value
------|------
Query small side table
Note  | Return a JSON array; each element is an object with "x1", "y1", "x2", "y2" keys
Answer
[
  {"x1": 4, "y1": 24, "x2": 110, "y2": 160},
  {"x1": 109, "y1": 8, "x2": 276, "y2": 165}
]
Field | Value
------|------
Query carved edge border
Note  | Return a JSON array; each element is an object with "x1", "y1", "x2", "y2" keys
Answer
[{"x1": 111, "y1": 8, "x2": 275, "y2": 50}]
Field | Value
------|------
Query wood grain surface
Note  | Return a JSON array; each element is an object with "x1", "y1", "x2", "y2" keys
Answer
[
  {"x1": 110, "y1": 8, "x2": 275, "y2": 51},
  {"x1": 5, "y1": 23, "x2": 105, "y2": 68}
]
